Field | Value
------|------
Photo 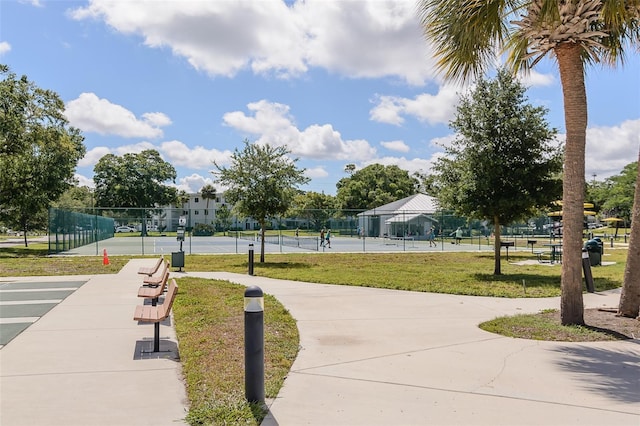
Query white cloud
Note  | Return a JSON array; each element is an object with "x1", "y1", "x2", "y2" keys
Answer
[
  {"x1": 370, "y1": 85, "x2": 460, "y2": 126},
  {"x1": 0, "y1": 41, "x2": 11, "y2": 56},
  {"x1": 65, "y1": 93, "x2": 171, "y2": 138},
  {"x1": 73, "y1": 173, "x2": 94, "y2": 188},
  {"x1": 113, "y1": 141, "x2": 158, "y2": 155},
  {"x1": 78, "y1": 146, "x2": 112, "y2": 168},
  {"x1": 160, "y1": 140, "x2": 233, "y2": 169},
  {"x1": 585, "y1": 119, "x2": 640, "y2": 179},
  {"x1": 19, "y1": 0, "x2": 42, "y2": 6},
  {"x1": 429, "y1": 134, "x2": 456, "y2": 149},
  {"x1": 69, "y1": 0, "x2": 436, "y2": 84},
  {"x1": 223, "y1": 100, "x2": 378, "y2": 161},
  {"x1": 305, "y1": 166, "x2": 329, "y2": 179},
  {"x1": 361, "y1": 156, "x2": 435, "y2": 177},
  {"x1": 518, "y1": 69, "x2": 555, "y2": 87},
  {"x1": 381, "y1": 140, "x2": 410, "y2": 153},
  {"x1": 175, "y1": 173, "x2": 217, "y2": 193}
]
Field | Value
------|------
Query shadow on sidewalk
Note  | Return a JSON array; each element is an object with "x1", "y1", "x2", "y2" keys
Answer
[{"x1": 551, "y1": 342, "x2": 640, "y2": 404}]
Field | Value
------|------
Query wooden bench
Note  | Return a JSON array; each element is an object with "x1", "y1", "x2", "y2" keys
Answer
[
  {"x1": 137, "y1": 256, "x2": 164, "y2": 277},
  {"x1": 134, "y1": 279, "x2": 178, "y2": 353},
  {"x1": 142, "y1": 260, "x2": 169, "y2": 286},
  {"x1": 138, "y1": 268, "x2": 170, "y2": 306}
]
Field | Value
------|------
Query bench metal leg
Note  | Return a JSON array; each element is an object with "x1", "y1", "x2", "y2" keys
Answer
[{"x1": 154, "y1": 322, "x2": 160, "y2": 352}]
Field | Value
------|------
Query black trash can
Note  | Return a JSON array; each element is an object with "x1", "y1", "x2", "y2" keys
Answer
[
  {"x1": 171, "y1": 251, "x2": 185, "y2": 270},
  {"x1": 584, "y1": 239, "x2": 601, "y2": 266}
]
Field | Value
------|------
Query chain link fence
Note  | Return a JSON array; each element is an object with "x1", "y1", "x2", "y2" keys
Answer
[{"x1": 49, "y1": 207, "x2": 565, "y2": 255}]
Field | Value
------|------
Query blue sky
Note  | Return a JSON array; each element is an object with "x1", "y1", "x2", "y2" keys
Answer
[{"x1": 1, "y1": 0, "x2": 639, "y2": 196}]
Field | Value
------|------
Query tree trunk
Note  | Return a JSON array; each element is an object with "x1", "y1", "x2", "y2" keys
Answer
[
  {"x1": 259, "y1": 221, "x2": 266, "y2": 263},
  {"x1": 556, "y1": 44, "x2": 586, "y2": 326},
  {"x1": 493, "y1": 216, "x2": 502, "y2": 275},
  {"x1": 618, "y1": 151, "x2": 640, "y2": 318}
]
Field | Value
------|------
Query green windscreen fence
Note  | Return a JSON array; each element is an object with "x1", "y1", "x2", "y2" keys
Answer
[{"x1": 48, "y1": 208, "x2": 115, "y2": 254}]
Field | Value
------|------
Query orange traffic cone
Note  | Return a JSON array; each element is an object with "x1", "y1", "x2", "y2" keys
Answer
[{"x1": 103, "y1": 248, "x2": 110, "y2": 266}]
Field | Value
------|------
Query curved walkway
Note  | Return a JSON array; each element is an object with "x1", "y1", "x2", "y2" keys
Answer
[{"x1": 186, "y1": 271, "x2": 639, "y2": 426}]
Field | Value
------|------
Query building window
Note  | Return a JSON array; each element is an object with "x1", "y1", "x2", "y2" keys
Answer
[
  {"x1": 204, "y1": 210, "x2": 208, "y2": 215},
  {"x1": 194, "y1": 210, "x2": 199, "y2": 215},
  {"x1": 194, "y1": 197, "x2": 199, "y2": 203},
  {"x1": 182, "y1": 210, "x2": 188, "y2": 215}
]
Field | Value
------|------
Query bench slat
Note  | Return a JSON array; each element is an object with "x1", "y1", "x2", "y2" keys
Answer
[
  {"x1": 138, "y1": 270, "x2": 169, "y2": 299},
  {"x1": 143, "y1": 261, "x2": 169, "y2": 285},
  {"x1": 133, "y1": 279, "x2": 178, "y2": 323}
]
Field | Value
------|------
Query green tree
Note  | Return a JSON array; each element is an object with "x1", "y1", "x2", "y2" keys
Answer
[
  {"x1": 336, "y1": 164, "x2": 418, "y2": 210},
  {"x1": 344, "y1": 163, "x2": 356, "y2": 175},
  {"x1": 52, "y1": 184, "x2": 94, "y2": 211},
  {"x1": 432, "y1": 69, "x2": 562, "y2": 275},
  {"x1": 93, "y1": 150, "x2": 178, "y2": 233},
  {"x1": 417, "y1": 0, "x2": 640, "y2": 325},
  {"x1": 214, "y1": 203, "x2": 233, "y2": 235},
  {"x1": 0, "y1": 65, "x2": 86, "y2": 246},
  {"x1": 618, "y1": 151, "x2": 640, "y2": 318},
  {"x1": 290, "y1": 191, "x2": 337, "y2": 231},
  {"x1": 93, "y1": 150, "x2": 178, "y2": 209},
  {"x1": 213, "y1": 140, "x2": 309, "y2": 262},
  {"x1": 600, "y1": 161, "x2": 637, "y2": 222},
  {"x1": 200, "y1": 185, "x2": 216, "y2": 225}
]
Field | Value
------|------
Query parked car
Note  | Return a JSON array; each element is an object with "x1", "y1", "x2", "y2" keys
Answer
[{"x1": 115, "y1": 226, "x2": 136, "y2": 233}]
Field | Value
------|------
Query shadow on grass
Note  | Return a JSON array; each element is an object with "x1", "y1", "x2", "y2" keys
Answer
[
  {"x1": 0, "y1": 247, "x2": 50, "y2": 257},
  {"x1": 473, "y1": 273, "x2": 560, "y2": 289},
  {"x1": 551, "y1": 342, "x2": 640, "y2": 404},
  {"x1": 472, "y1": 273, "x2": 620, "y2": 292},
  {"x1": 256, "y1": 261, "x2": 310, "y2": 270}
]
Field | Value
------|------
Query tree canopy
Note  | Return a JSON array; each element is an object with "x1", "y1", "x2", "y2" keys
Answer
[
  {"x1": 336, "y1": 164, "x2": 418, "y2": 210},
  {"x1": 432, "y1": 68, "x2": 562, "y2": 274},
  {"x1": 289, "y1": 191, "x2": 337, "y2": 231},
  {"x1": 588, "y1": 161, "x2": 638, "y2": 222},
  {"x1": 52, "y1": 185, "x2": 94, "y2": 211},
  {"x1": 213, "y1": 140, "x2": 309, "y2": 262},
  {"x1": 0, "y1": 65, "x2": 86, "y2": 245},
  {"x1": 93, "y1": 149, "x2": 178, "y2": 209}
]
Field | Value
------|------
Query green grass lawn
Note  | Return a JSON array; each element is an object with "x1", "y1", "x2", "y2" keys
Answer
[{"x1": 183, "y1": 250, "x2": 627, "y2": 298}]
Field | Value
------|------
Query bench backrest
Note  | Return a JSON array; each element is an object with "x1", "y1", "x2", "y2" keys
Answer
[
  {"x1": 138, "y1": 255, "x2": 164, "y2": 275},
  {"x1": 140, "y1": 268, "x2": 170, "y2": 298},
  {"x1": 158, "y1": 279, "x2": 178, "y2": 320},
  {"x1": 143, "y1": 260, "x2": 169, "y2": 284}
]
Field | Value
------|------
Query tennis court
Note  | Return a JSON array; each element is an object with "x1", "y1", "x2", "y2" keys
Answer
[{"x1": 63, "y1": 234, "x2": 499, "y2": 256}]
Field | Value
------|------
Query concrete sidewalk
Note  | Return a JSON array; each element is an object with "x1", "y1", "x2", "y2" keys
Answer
[
  {"x1": 1, "y1": 260, "x2": 638, "y2": 425},
  {"x1": 0, "y1": 260, "x2": 188, "y2": 426},
  {"x1": 185, "y1": 271, "x2": 639, "y2": 426}
]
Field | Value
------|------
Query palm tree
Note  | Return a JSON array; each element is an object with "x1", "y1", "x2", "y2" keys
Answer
[
  {"x1": 200, "y1": 184, "x2": 216, "y2": 225},
  {"x1": 417, "y1": 0, "x2": 640, "y2": 325},
  {"x1": 618, "y1": 149, "x2": 640, "y2": 318}
]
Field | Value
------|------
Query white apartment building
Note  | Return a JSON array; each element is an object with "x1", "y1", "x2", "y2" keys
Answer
[{"x1": 160, "y1": 192, "x2": 260, "y2": 231}]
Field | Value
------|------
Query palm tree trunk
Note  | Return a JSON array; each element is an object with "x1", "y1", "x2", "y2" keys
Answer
[
  {"x1": 493, "y1": 216, "x2": 502, "y2": 275},
  {"x1": 556, "y1": 43, "x2": 586, "y2": 326},
  {"x1": 618, "y1": 150, "x2": 640, "y2": 318}
]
